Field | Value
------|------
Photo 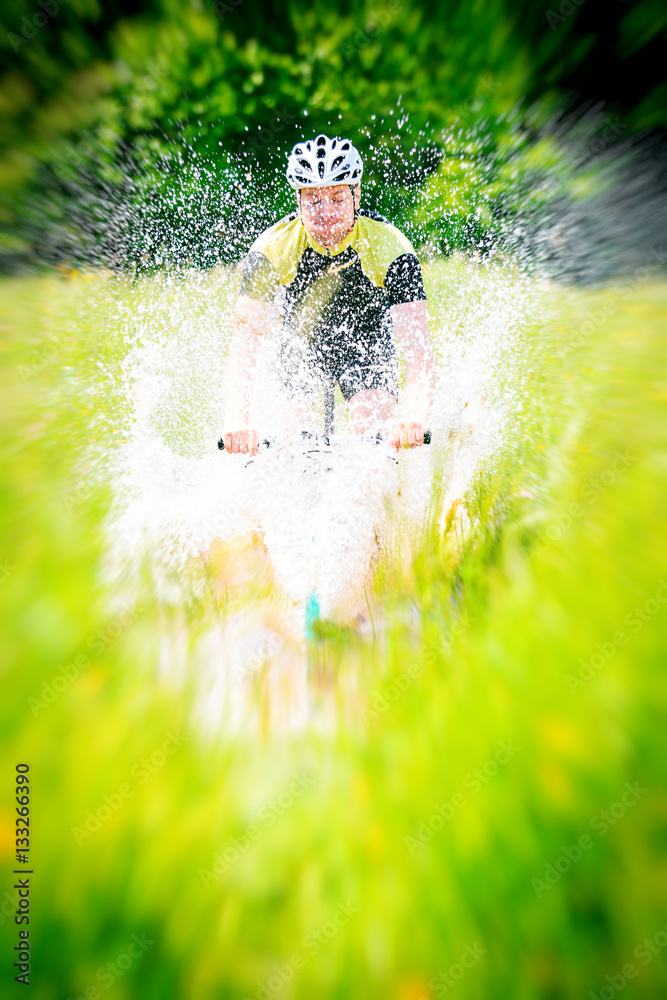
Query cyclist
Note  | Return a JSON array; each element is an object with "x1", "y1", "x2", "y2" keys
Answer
[{"x1": 221, "y1": 133, "x2": 434, "y2": 453}]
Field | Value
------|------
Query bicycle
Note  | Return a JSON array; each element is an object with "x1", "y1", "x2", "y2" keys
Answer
[{"x1": 218, "y1": 430, "x2": 431, "y2": 639}]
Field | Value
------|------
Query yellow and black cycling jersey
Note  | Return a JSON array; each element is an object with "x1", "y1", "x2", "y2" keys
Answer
[
  {"x1": 240, "y1": 208, "x2": 426, "y2": 337},
  {"x1": 239, "y1": 208, "x2": 426, "y2": 402}
]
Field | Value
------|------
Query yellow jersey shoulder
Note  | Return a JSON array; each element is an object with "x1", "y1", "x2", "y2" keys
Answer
[
  {"x1": 250, "y1": 215, "x2": 307, "y2": 285},
  {"x1": 248, "y1": 211, "x2": 418, "y2": 289},
  {"x1": 353, "y1": 216, "x2": 418, "y2": 288}
]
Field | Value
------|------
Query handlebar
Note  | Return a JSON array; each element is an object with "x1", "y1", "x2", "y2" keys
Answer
[{"x1": 217, "y1": 430, "x2": 431, "y2": 451}]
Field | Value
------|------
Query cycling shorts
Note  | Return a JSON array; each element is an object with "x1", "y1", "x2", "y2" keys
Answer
[{"x1": 278, "y1": 323, "x2": 399, "y2": 404}]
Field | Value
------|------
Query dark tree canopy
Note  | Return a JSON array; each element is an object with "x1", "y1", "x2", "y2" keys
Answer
[{"x1": 0, "y1": 0, "x2": 664, "y2": 268}]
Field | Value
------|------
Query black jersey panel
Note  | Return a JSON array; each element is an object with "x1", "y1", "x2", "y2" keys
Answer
[
  {"x1": 385, "y1": 253, "x2": 427, "y2": 306},
  {"x1": 239, "y1": 251, "x2": 280, "y2": 301},
  {"x1": 358, "y1": 208, "x2": 390, "y2": 224},
  {"x1": 282, "y1": 245, "x2": 389, "y2": 346}
]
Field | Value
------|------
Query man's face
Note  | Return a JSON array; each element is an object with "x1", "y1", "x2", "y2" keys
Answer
[{"x1": 298, "y1": 184, "x2": 360, "y2": 249}]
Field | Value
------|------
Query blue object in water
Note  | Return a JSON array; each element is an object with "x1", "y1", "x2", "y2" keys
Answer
[{"x1": 305, "y1": 590, "x2": 320, "y2": 640}]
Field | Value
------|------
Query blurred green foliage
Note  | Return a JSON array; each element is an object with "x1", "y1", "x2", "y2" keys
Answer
[
  {"x1": 0, "y1": 0, "x2": 665, "y2": 267},
  {"x1": 1, "y1": 264, "x2": 666, "y2": 997}
]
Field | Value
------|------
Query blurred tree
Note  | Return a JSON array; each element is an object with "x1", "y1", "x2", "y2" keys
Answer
[{"x1": 0, "y1": 0, "x2": 664, "y2": 268}]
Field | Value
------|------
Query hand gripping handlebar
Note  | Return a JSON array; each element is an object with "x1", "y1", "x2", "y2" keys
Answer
[{"x1": 217, "y1": 430, "x2": 431, "y2": 451}]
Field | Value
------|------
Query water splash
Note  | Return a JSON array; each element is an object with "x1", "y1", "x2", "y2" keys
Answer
[
  {"x1": 36, "y1": 109, "x2": 666, "y2": 729},
  {"x1": 94, "y1": 242, "x2": 542, "y2": 737}
]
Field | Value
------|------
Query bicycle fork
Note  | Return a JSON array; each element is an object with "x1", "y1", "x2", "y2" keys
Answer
[{"x1": 305, "y1": 378, "x2": 335, "y2": 639}]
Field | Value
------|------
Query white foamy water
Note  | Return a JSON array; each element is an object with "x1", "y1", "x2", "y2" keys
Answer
[{"x1": 100, "y1": 255, "x2": 540, "y2": 730}]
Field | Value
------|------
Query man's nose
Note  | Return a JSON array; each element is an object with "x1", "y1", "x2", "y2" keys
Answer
[{"x1": 317, "y1": 201, "x2": 338, "y2": 221}]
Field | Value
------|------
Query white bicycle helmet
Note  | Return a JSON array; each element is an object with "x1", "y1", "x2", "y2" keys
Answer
[{"x1": 286, "y1": 134, "x2": 363, "y2": 190}]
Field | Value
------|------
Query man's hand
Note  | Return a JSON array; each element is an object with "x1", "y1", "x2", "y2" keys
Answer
[
  {"x1": 388, "y1": 420, "x2": 427, "y2": 451},
  {"x1": 390, "y1": 301, "x2": 435, "y2": 448},
  {"x1": 222, "y1": 297, "x2": 275, "y2": 446},
  {"x1": 234, "y1": 295, "x2": 276, "y2": 337},
  {"x1": 221, "y1": 429, "x2": 259, "y2": 454}
]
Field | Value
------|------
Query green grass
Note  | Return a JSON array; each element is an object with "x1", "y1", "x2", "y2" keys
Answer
[{"x1": 1, "y1": 265, "x2": 666, "y2": 999}]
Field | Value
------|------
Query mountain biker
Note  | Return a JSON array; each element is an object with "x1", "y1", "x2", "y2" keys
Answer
[{"x1": 221, "y1": 133, "x2": 434, "y2": 454}]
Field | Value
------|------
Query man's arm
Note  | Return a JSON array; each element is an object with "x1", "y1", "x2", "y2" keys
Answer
[
  {"x1": 222, "y1": 295, "x2": 275, "y2": 454},
  {"x1": 389, "y1": 299, "x2": 435, "y2": 449}
]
